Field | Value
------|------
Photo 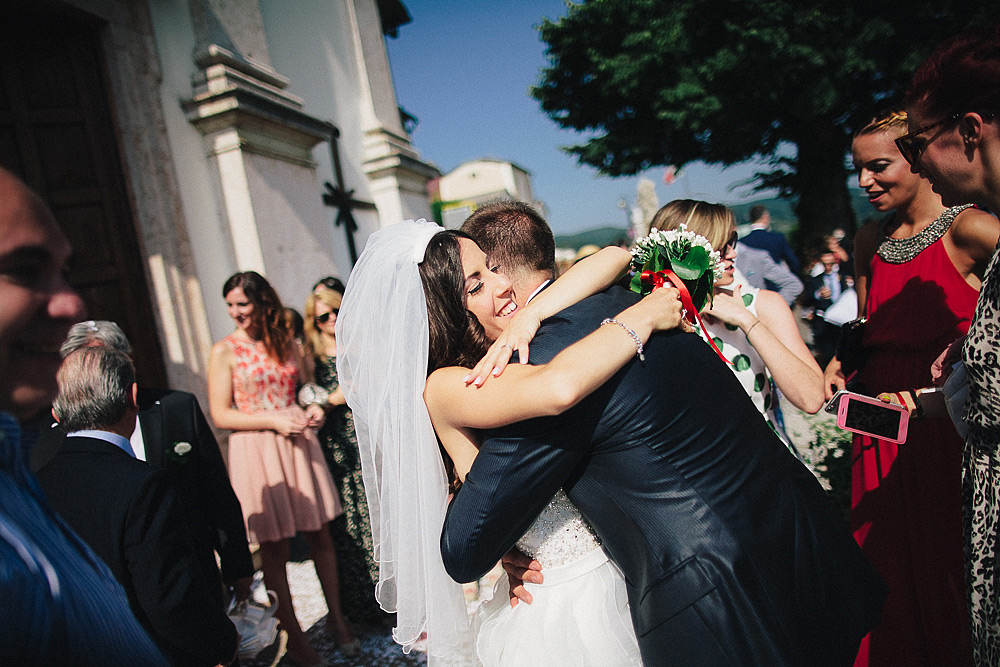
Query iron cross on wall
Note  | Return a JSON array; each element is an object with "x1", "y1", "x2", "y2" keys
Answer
[{"x1": 321, "y1": 129, "x2": 376, "y2": 266}]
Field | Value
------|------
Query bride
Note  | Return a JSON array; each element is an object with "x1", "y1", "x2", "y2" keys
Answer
[{"x1": 336, "y1": 219, "x2": 688, "y2": 665}]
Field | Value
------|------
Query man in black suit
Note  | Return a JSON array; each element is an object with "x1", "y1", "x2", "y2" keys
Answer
[
  {"x1": 805, "y1": 251, "x2": 854, "y2": 366},
  {"x1": 36, "y1": 346, "x2": 238, "y2": 666},
  {"x1": 32, "y1": 320, "x2": 254, "y2": 609},
  {"x1": 446, "y1": 204, "x2": 885, "y2": 666},
  {"x1": 740, "y1": 204, "x2": 802, "y2": 274}
]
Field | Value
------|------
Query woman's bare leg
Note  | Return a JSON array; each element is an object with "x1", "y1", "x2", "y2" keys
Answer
[
  {"x1": 304, "y1": 526, "x2": 357, "y2": 646},
  {"x1": 260, "y1": 538, "x2": 322, "y2": 664}
]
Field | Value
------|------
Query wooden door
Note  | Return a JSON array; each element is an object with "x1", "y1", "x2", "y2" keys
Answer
[{"x1": 0, "y1": 7, "x2": 167, "y2": 387}]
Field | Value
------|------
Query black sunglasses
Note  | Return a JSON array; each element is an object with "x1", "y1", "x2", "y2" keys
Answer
[
  {"x1": 722, "y1": 230, "x2": 739, "y2": 252},
  {"x1": 894, "y1": 113, "x2": 962, "y2": 166},
  {"x1": 314, "y1": 310, "x2": 338, "y2": 324},
  {"x1": 313, "y1": 277, "x2": 345, "y2": 293}
]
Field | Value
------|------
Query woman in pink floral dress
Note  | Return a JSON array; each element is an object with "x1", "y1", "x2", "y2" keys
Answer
[{"x1": 208, "y1": 271, "x2": 358, "y2": 665}]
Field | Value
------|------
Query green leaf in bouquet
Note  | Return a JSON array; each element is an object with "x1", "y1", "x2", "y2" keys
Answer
[
  {"x1": 670, "y1": 246, "x2": 710, "y2": 281},
  {"x1": 690, "y1": 272, "x2": 713, "y2": 311},
  {"x1": 629, "y1": 270, "x2": 646, "y2": 295}
]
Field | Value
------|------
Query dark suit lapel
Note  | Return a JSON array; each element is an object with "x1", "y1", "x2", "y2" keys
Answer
[{"x1": 138, "y1": 397, "x2": 165, "y2": 467}]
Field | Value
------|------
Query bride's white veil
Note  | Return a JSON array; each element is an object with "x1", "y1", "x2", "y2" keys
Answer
[{"x1": 336, "y1": 219, "x2": 477, "y2": 664}]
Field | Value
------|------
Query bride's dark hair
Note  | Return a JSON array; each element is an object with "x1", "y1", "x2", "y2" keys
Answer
[{"x1": 419, "y1": 230, "x2": 491, "y2": 376}]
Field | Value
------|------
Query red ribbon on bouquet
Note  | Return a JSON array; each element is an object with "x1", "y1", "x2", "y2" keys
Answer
[{"x1": 640, "y1": 269, "x2": 731, "y2": 365}]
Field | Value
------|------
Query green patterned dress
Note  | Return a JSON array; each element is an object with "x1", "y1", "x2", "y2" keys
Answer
[
  {"x1": 314, "y1": 355, "x2": 384, "y2": 623},
  {"x1": 696, "y1": 285, "x2": 799, "y2": 457}
]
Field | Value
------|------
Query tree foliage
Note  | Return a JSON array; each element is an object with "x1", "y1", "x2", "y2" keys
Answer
[{"x1": 532, "y1": 0, "x2": 1000, "y2": 245}]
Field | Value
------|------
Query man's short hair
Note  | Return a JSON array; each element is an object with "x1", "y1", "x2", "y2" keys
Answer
[
  {"x1": 53, "y1": 347, "x2": 135, "y2": 432},
  {"x1": 749, "y1": 205, "x2": 769, "y2": 224},
  {"x1": 60, "y1": 320, "x2": 131, "y2": 358},
  {"x1": 461, "y1": 200, "x2": 556, "y2": 281}
]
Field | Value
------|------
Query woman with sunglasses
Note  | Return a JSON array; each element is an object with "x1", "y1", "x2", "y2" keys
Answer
[
  {"x1": 208, "y1": 271, "x2": 359, "y2": 665},
  {"x1": 651, "y1": 199, "x2": 824, "y2": 456},
  {"x1": 904, "y1": 26, "x2": 1000, "y2": 664},
  {"x1": 822, "y1": 108, "x2": 998, "y2": 667},
  {"x1": 303, "y1": 283, "x2": 383, "y2": 626}
]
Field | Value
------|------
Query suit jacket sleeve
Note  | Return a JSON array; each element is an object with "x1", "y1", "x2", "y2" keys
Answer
[
  {"x1": 186, "y1": 394, "x2": 254, "y2": 583},
  {"x1": 760, "y1": 257, "x2": 804, "y2": 306},
  {"x1": 779, "y1": 238, "x2": 801, "y2": 275},
  {"x1": 441, "y1": 412, "x2": 590, "y2": 583},
  {"x1": 125, "y1": 468, "x2": 237, "y2": 666}
]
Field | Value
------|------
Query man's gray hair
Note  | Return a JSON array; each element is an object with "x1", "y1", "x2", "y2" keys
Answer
[
  {"x1": 60, "y1": 320, "x2": 132, "y2": 358},
  {"x1": 53, "y1": 347, "x2": 135, "y2": 432}
]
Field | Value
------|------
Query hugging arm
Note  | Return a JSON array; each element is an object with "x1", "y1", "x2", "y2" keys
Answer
[
  {"x1": 469, "y1": 246, "x2": 636, "y2": 381},
  {"x1": 426, "y1": 287, "x2": 683, "y2": 435},
  {"x1": 440, "y1": 420, "x2": 587, "y2": 583}
]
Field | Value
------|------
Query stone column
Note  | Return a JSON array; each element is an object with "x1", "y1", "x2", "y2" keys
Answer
[
  {"x1": 182, "y1": 0, "x2": 338, "y2": 302},
  {"x1": 346, "y1": 0, "x2": 439, "y2": 225}
]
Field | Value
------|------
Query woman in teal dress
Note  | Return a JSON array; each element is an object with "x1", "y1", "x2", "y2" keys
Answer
[{"x1": 305, "y1": 282, "x2": 384, "y2": 624}]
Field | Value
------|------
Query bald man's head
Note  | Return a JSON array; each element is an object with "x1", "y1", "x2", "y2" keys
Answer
[{"x1": 0, "y1": 168, "x2": 86, "y2": 419}]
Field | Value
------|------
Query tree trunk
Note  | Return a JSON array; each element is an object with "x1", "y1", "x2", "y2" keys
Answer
[{"x1": 791, "y1": 126, "x2": 856, "y2": 258}]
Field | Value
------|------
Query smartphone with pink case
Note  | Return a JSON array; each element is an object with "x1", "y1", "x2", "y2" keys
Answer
[{"x1": 837, "y1": 391, "x2": 909, "y2": 444}]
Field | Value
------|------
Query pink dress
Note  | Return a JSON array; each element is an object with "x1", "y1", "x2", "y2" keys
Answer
[{"x1": 224, "y1": 334, "x2": 341, "y2": 544}]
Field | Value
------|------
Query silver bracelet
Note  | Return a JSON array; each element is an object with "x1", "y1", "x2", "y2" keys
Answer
[
  {"x1": 745, "y1": 319, "x2": 761, "y2": 340},
  {"x1": 600, "y1": 318, "x2": 645, "y2": 361}
]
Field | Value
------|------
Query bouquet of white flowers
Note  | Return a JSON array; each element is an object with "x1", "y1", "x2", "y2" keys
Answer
[
  {"x1": 629, "y1": 224, "x2": 729, "y2": 363},
  {"x1": 629, "y1": 224, "x2": 724, "y2": 312}
]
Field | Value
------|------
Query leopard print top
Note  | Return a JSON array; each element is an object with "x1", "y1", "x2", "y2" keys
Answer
[{"x1": 963, "y1": 240, "x2": 1000, "y2": 437}]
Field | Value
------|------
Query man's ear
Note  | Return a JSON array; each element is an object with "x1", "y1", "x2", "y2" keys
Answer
[
  {"x1": 51, "y1": 407, "x2": 59, "y2": 423},
  {"x1": 130, "y1": 383, "x2": 138, "y2": 410}
]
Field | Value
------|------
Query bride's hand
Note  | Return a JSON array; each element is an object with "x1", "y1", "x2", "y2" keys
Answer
[
  {"x1": 645, "y1": 286, "x2": 694, "y2": 333},
  {"x1": 501, "y1": 546, "x2": 542, "y2": 607},
  {"x1": 464, "y1": 309, "x2": 543, "y2": 386}
]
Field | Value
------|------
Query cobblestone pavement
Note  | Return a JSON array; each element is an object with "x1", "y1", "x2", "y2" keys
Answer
[{"x1": 248, "y1": 401, "x2": 850, "y2": 666}]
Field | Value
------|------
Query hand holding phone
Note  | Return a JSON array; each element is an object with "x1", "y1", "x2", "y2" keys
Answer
[
  {"x1": 836, "y1": 392, "x2": 909, "y2": 444},
  {"x1": 824, "y1": 390, "x2": 848, "y2": 415}
]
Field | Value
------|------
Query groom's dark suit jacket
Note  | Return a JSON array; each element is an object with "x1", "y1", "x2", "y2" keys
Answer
[
  {"x1": 442, "y1": 287, "x2": 885, "y2": 666},
  {"x1": 32, "y1": 388, "x2": 253, "y2": 608}
]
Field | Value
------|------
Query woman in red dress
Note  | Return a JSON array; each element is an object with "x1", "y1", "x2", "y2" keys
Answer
[{"x1": 826, "y1": 109, "x2": 999, "y2": 666}]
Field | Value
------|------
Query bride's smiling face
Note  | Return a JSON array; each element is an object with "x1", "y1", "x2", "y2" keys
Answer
[{"x1": 458, "y1": 237, "x2": 518, "y2": 341}]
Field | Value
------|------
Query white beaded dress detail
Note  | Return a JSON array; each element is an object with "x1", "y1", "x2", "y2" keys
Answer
[
  {"x1": 473, "y1": 491, "x2": 642, "y2": 666},
  {"x1": 515, "y1": 491, "x2": 601, "y2": 567}
]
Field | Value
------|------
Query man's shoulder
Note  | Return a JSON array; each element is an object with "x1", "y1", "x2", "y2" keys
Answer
[
  {"x1": 544, "y1": 285, "x2": 639, "y2": 323},
  {"x1": 50, "y1": 437, "x2": 159, "y2": 478},
  {"x1": 137, "y1": 387, "x2": 197, "y2": 412},
  {"x1": 531, "y1": 286, "x2": 640, "y2": 360}
]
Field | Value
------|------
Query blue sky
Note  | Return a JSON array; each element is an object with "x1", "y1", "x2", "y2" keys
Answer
[{"x1": 385, "y1": 0, "x2": 780, "y2": 235}]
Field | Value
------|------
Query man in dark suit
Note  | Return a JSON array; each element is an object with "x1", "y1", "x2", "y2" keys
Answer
[
  {"x1": 447, "y1": 205, "x2": 885, "y2": 666},
  {"x1": 805, "y1": 251, "x2": 854, "y2": 366},
  {"x1": 739, "y1": 204, "x2": 802, "y2": 274},
  {"x1": 32, "y1": 320, "x2": 254, "y2": 609},
  {"x1": 37, "y1": 346, "x2": 238, "y2": 666}
]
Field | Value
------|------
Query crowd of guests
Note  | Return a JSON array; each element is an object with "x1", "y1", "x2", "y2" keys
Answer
[
  {"x1": 0, "y1": 23, "x2": 999, "y2": 667},
  {"x1": 0, "y1": 160, "x2": 382, "y2": 665}
]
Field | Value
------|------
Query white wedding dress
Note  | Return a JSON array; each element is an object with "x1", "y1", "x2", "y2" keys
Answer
[{"x1": 472, "y1": 491, "x2": 643, "y2": 666}]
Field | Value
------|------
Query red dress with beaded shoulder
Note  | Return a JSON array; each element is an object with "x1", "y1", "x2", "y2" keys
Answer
[{"x1": 852, "y1": 206, "x2": 976, "y2": 667}]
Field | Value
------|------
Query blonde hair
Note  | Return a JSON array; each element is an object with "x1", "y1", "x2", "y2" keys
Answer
[
  {"x1": 304, "y1": 286, "x2": 343, "y2": 360},
  {"x1": 854, "y1": 108, "x2": 909, "y2": 139},
  {"x1": 650, "y1": 199, "x2": 735, "y2": 252}
]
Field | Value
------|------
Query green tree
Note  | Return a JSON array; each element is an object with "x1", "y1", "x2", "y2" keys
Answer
[{"x1": 532, "y1": 1, "x2": 999, "y2": 247}]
